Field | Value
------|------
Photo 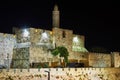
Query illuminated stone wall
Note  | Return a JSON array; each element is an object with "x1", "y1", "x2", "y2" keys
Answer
[
  {"x1": 29, "y1": 46, "x2": 59, "y2": 63},
  {"x1": 14, "y1": 28, "x2": 30, "y2": 43},
  {"x1": 29, "y1": 28, "x2": 53, "y2": 44},
  {"x1": 89, "y1": 53, "x2": 111, "y2": 67},
  {"x1": 0, "y1": 33, "x2": 16, "y2": 68},
  {"x1": 69, "y1": 52, "x2": 88, "y2": 60},
  {"x1": 14, "y1": 28, "x2": 53, "y2": 44},
  {"x1": 72, "y1": 34, "x2": 88, "y2": 52},
  {"x1": 13, "y1": 27, "x2": 89, "y2": 65},
  {"x1": 112, "y1": 52, "x2": 120, "y2": 67},
  {"x1": 0, "y1": 68, "x2": 120, "y2": 80},
  {"x1": 68, "y1": 52, "x2": 89, "y2": 67},
  {"x1": 13, "y1": 28, "x2": 30, "y2": 68},
  {"x1": 12, "y1": 46, "x2": 59, "y2": 68},
  {"x1": 27, "y1": 28, "x2": 56, "y2": 64},
  {"x1": 52, "y1": 28, "x2": 73, "y2": 52},
  {"x1": 1, "y1": 27, "x2": 120, "y2": 68},
  {"x1": 73, "y1": 35, "x2": 85, "y2": 47},
  {"x1": 12, "y1": 48, "x2": 29, "y2": 68},
  {"x1": 12, "y1": 28, "x2": 55, "y2": 67}
]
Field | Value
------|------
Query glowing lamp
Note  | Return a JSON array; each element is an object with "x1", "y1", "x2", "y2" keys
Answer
[
  {"x1": 50, "y1": 31, "x2": 53, "y2": 35},
  {"x1": 40, "y1": 31, "x2": 49, "y2": 42},
  {"x1": 73, "y1": 36, "x2": 79, "y2": 43},
  {"x1": 35, "y1": 29, "x2": 38, "y2": 32},
  {"x1": 4, "y1": 33, "x2": 6, "y2": 37},
  {"x1": 23, "y1": 29, "x2": 29, "y2": 37},
  {"x1": 42, "y1": 32, "x2": 48, "y2": 39},
  {"x1": 13, "y1": 35, "x2": 16, "y2": 38}
]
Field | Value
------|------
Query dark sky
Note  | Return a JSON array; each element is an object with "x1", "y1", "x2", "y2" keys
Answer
[{"x1": 0, "y1": 0, "x2": 120, "y2": 52}]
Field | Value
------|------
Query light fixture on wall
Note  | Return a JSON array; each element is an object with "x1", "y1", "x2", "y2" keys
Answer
[
  {"x1": 40, "y1": 31, "x2": 49, "y2": 43},
  {"x1": 73, "y1": 36, "x2": 79, "y2": 43},
  {"x1": 23, "y1": 29, "x2": 29, "y2": 37}
]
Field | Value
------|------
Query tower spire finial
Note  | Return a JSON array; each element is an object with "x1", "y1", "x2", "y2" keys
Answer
[{"x1": 54, "y1": 4, "x2": 58, "y2": 11}]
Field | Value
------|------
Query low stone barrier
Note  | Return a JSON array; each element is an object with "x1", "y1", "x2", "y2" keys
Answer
[{"x1": 0, "y1": 68, "x2": 120, "y2": 80}]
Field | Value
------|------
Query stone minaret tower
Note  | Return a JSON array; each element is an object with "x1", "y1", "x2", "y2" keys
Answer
[{"x1": 52, "y1": 4, "x2": 60, "y2": 28}]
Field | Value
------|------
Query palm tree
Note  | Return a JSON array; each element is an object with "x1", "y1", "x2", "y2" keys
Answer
[{"x1": 51, "y1": 46, "x2": 69, "y2": 67}]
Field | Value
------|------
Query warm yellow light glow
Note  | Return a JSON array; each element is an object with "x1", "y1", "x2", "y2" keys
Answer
[
  {"x1": 13, "y1": 35, "x2": 16, "y2": 38},
  {"x1": 4, "y1": 34, "x2": 6, "y2": 37},
  {"x1": 35, "y1": 29, "x2": 38, "y2": 32},
  {"x1": 50, "y1": 31, "x2": 53, "y2": 35}
]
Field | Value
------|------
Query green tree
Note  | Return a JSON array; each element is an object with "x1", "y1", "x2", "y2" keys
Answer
[{"x1": 51, "y1": 46, "x2": 69, "y2": 67}]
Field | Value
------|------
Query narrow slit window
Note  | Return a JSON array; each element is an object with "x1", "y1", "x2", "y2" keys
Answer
[{"x1": 62, "y1": 31, "x2": 66, "y2": 38}]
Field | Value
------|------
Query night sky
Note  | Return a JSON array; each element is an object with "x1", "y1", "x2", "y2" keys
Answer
[{"x1": 0, "y1": 0, "x2": 120, "y2": 52}]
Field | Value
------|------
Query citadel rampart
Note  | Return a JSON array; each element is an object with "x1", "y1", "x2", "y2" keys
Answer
[{"x1": 0, "y1": 68, "x2": 120, "y2": 80}]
